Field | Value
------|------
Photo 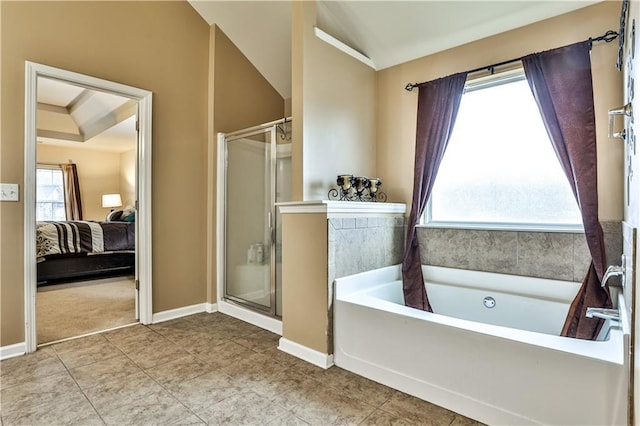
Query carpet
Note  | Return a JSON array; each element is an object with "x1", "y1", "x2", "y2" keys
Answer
[{"x1": 37, "y1": 276, "x2": 137, "y2": 344}]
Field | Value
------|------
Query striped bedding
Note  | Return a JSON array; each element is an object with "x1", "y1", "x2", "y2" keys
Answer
[{"x1": 36, "y1": 221, "x2": 135, "y2": 259}]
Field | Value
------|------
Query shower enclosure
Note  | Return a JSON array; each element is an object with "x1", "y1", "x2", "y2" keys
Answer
[{"x1": 219, "y1": 118, "x2": 291, "y2": 317}]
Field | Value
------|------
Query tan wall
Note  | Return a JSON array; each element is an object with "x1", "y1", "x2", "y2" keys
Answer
[
  {"x1": 213, "y1": 26, "x2": 285, "y2": 135},
  {"x1": 1, "y1": 1, "x2": 210, "y2": 346},
  {"x1": 36, "y1": 145, "x2": 121, "y2": 221},
  {"x1": 120, "y1": 149, "x2": 136, "y2": 208},
  {"x1": 208, "y1": 25, "x2": 285, "y2": 303},
  {"x1": 281, "y1": 213, "x2": 328, "y2": 353},
  {"x1": 377, "y1": 1, "x2": 624, "y2": 220},
  {"x1": 292, "y1": 1, "x2": 377, "y2": 201}
]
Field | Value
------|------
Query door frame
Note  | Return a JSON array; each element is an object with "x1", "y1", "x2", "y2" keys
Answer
[{"x1": 24, "y1": 62, "x2": 153, "y2": 352}]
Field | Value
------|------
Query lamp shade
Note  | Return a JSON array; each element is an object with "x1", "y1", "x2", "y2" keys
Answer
[{"x1": 102, "y1": 193, "x2": 122, "y2": 209}]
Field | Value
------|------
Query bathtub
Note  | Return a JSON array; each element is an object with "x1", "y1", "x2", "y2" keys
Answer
[{"x1": 334, "y1": 265, "x2": 628, "y2": 425}]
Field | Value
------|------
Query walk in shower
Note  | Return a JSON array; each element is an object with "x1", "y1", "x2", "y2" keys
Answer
[{"x1": 218, "y1": 118, "x2": 291, "y2": 317}]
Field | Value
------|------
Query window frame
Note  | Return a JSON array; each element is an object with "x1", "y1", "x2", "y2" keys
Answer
[
  {"x1": 36, "y1": 164, "x2": 67, "y2": 221},
  {"x1": 421, "y1": 68, "x2": 584, "y2": 234}
]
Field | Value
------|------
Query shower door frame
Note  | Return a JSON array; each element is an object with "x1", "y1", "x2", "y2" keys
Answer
[{"x1": 217, "y1": 118, "x2": 289, "y2": 319}]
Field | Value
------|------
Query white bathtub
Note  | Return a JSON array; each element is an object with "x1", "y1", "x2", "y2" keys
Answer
[{"x1": 334, "y1": 265, "x2": 628, "y2": 425}]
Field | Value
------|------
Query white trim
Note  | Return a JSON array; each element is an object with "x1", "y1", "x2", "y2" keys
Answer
[
  {"x1": 151, "y1": 303, "x2": 206, "y2": 324},
  {"x1": 218, "y1": 300, "x2": 282, "y2": 335},
  {"x1": 0, "y1": 342, "x2": 27, "y2": 360},
  {"x1": 313, "y1": 27, "x2": 376, "y2": 70},
  {"x1": 24, "y1": 62, "x2": 153, "y2": 353},
  {"x1": 205, "y1": 302, "x2": 218, "y2": 313},
  {"x1": 418, "y1": 222, "x2": 585, "y2": 234},
  {"x1": 278, "y1": 337, "x2": 334, "y2": 369},
  {"x1": 216, "y1": 132, "x2": 226, "y2": 320},
  {"x1": 277, "y1": 200, "x2": 406, "y2": 216}
]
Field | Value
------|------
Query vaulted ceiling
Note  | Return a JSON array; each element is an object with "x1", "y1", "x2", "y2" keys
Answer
[{"x1": 189, "y1": 0, "x2": 602, "y2": 99}]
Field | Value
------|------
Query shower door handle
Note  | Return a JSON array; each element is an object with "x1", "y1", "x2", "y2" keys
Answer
[{"x1": 267, "y1": 211, "x2": 275, "y2": 244}]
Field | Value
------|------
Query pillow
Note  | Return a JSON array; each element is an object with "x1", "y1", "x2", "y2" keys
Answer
[
  {"x1": 123, "y1": 211, "x2": 135, "y2": 222},
  {"x1": 106, "y1": 210, "x2": 124, "y2": 221}
]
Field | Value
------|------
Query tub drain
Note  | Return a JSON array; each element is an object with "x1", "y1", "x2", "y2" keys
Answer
[{"x1": 483, "y1": 296, "x2": 496, "y2": 308}]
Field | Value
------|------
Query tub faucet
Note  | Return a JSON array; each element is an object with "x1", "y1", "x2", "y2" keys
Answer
[
  {"x1": 585, "y1": 307, "x2": 620, "y2": 321},
  {"x1": 601, "y1": 264, "x2": 624, "y2": 288}
]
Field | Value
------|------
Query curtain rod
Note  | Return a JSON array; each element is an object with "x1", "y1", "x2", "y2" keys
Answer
[{"x1": 404, "y1": 30, "x2": 619, "y2": 92}]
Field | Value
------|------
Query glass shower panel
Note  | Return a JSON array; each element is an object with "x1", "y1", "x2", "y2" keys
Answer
[{"x1": 225, "y1": 130, "x2": 273, "y2": 312}]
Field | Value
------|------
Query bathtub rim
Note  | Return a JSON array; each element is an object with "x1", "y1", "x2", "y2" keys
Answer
[{"x1": 334, "y1": 265, "x2": 627, "y2": 365}]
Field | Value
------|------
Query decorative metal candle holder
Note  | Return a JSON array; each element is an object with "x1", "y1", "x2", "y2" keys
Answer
[{"x1": 328, "y1": 175, "x2": 387, "y2": 202}]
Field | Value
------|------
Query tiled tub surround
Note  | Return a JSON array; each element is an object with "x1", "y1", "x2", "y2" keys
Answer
[
  {"x1": 328, "y1": 216, "x2": 406, "y2": 289},
  {"x1": 416, "y1": 221, "x2": 623, "y2": 283}
]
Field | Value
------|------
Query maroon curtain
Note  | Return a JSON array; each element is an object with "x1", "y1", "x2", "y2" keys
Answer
[
  {"x1": 402, "y1": 73, "x2": 467, "y2": 310},
  {"x1": 61, "y1": 163, "x2": 83, "y2": 221},
  {"x1": 522, "y1": 41, "x2": 611, "y2": 340}
]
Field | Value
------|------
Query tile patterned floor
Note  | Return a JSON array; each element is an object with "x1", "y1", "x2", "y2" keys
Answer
[{"x1": 0, "y1": 312, "x2": 483, "y2": 425}]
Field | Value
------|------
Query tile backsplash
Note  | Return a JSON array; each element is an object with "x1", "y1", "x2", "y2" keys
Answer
[{"x1": 416, "y1": 221, "x2": 622, "y2": 283}]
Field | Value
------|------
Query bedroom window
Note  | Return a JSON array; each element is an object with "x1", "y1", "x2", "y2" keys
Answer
[
  {"x1": 36, "y1": 166, "x2": 66, "y2": 221},
  {"x1": 425, "y1": 69, "x2": 582, "y2": 231}
]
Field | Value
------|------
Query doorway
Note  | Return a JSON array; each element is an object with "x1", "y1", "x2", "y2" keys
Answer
[{"x1": 24, "y1": 62, "x2": 153, "y2": 352}]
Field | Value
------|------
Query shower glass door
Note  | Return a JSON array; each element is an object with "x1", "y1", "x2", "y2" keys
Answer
[{"x1": 225, "y1": 128, "x2": 275, "y2": 313}]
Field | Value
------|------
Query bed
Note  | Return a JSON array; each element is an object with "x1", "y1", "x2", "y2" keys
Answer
[{"x1": 36, "y1": 212, "x2": 135, "y2": 286}]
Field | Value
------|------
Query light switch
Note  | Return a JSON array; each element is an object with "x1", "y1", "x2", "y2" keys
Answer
[{"x1": 0, "y1": 183, "x2": 19, "y2": 201}]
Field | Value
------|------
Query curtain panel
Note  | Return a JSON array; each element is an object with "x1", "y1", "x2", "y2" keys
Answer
[
  {"x1": 61, "y1": 163, "x2": 83, "y2": 221},
  {"x1": 402, "y1": 72, "x2": 468, "y2": 310},
  {"x1": 522, "y1": 41, "x2": 611, "y2": 340}
]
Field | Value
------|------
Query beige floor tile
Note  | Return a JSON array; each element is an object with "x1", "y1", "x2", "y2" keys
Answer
[
  {"x1": 189, "y1": 340, "x2": 254, "y2": 369},
  {"x1": 380, "y1": 391, "x2": 457, "y2": 426},
  {"x1": 256, "y1": 368, "x2": 324, "y2": 411},
  {"x1": 167, "y1": 369, "x2": 244, "y2": 414},
  {"x1": 69, "y1": 353, "x2": 142, "y2": 390},
  {"x1": 1, "y1": 393, "x2": 103, "y2": 426},
  {"x1": 198, "y1": 390, "x2": 289, "y2": 425},
  {"x1": 99, "y1": 390, "x2": 201, "y2": 426},
  {"x1": 221, "y1": 351, "x2": 287, "y2": 385},
  {"x1": 290, "y1": 385, "x2": 377, "y2": 425},
  {"x1": 54, "y1": 338, "x2": 124, "y2": 369},
  {"x1": 0, "y1": 348, "x2": 67, "y2": 389},
  {"x1": 266, "y1": 411, "x2": 311, "y2": 425},
  {"x1": 450, "y1": 414, "x2": 486, "y2": 426},
  {"x1": 360, "y1": 409, "x2": 414, "y2": 425},
  {"x1": 83, "y1": 370, "x2": 165, "y2": 414},
  {"x1": 321, "y1": 366, "x2": 395, "y2": 406},
  {"x1": 0, "y1": 372, "x2": 81, "y2": 415},
  {"x1": 118, "y1": 337, "x2": 192, "y2": 370},
  {"x1": 233, "y1": 329, "x2": 281, "y2": 353},
  {"x1": 145, "y1": 355, "x2": 214, "y2": 389},
  {"x1": 262, "y1": 347, "x2": 302, "y2": 367},
  {"x1": 51, "y1": 333, "x2": 108, "y2": 354},
  {"x1": 102, "y1": 323, "x2": 153, "y2": 343}
]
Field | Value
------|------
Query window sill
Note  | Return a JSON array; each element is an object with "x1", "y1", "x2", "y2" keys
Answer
[{"x1": 418, "y1": 221, "x2": 584, "y2": 234}]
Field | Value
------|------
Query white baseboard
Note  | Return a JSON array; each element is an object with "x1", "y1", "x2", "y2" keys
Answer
[
  {"x1": 1, "y1": 342, "x2": 27, "y2": 360},
  {"x1": 206, "y1": 302, "x2": 218, "y2": 313},
  {"x1": 217, "y1": 300, "x2": 282, "y2": 335},
  {"x1": 278, "y1": 337, "x2": 334, "y2": 369},
  {"x1": 152, "y1": 303, "x2": 206, "y2": 324}
]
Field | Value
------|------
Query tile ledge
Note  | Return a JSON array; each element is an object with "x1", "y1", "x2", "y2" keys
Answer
[{"x1": 277, "y1": 200, "x2": 406, "y2": 216}]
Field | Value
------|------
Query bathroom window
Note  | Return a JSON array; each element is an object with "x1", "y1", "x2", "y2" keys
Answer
[
  {"x1": 36, "y1": 166, "x2": 66, "y2": 221},
  {"x1": 425, "y1": 69, "x2": 583, "y2": 231}
]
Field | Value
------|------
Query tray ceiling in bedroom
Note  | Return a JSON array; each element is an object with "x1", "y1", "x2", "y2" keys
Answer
[{"x1": 36, "y1": 77, "x2": 137, "y2": 153}]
